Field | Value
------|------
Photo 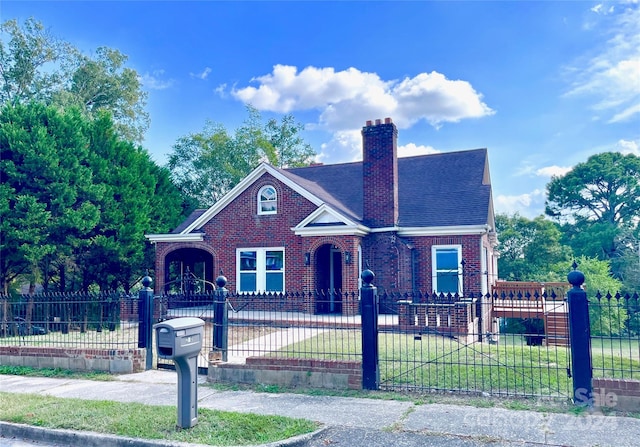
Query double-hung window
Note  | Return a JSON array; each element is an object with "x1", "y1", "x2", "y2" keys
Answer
[
  {"x1": 237, "y1": 248, "x2": 284, "y2": 292},
  {"x1": 432, "y1": 245, "x2": 463, "y2": 295}
]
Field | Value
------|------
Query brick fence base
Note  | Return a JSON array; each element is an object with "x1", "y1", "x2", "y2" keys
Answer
[
  {"x1": 0, "y1": 346, "x2": 146, "y2": 374},
  {"x1": 208, "y1": 357, "x2": 362, "y2": 390},
  {"x1": 592, "y1": 378, "x2": 640, "y2": 412}
]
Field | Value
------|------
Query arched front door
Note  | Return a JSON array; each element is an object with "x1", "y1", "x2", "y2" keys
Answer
[
  {"x1": 315, "y1": 244, "x2": 342, "y2": 314},
  {"x1": 164, "y1": 248, "x2": 214, "y2": 293}
]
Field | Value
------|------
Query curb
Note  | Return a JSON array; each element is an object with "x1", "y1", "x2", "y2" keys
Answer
[{"x1": 0, "y1": 421, "x2": 327, "y2": 447}]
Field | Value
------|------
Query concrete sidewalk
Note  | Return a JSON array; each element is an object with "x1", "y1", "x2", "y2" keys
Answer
[{"x1": 1, "y1": 371, "x2": 638, "y2": 447}]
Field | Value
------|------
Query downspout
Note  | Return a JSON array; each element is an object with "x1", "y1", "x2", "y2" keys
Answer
[
  {"x1": 410, "y1": 245, "x2": 417, "y2": 292},
  {"x1": 478, "y1": 230, "x2": 488, "y2": 342}
]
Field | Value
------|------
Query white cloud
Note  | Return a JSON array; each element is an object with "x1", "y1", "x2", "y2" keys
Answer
[
  {"x1": 591, "y1": 3, "x2": 615, "y2": 15},
  {"x1": 140, "y1": 70, "x2": 174, "y2": 90},
  {"x1": 317, "y1": 129, "x2": 362, "y2": 163},
  {"x1": 564, "y1": 4, "x2": 640, "y2": 123},
  {"x1": 215, "y1": 83, "x2": 227, "y2": 97},
  {"x1": 609, "y1": 102, "x2": 640, "y2": 123},
  {"x1": 535, "y1": 165, "x2": 572, "y2": 178},
  {"x1": 514, "y1": 162, "x2": 573, "y2": 179},
  {"x1": 190, "y1": 67, "x2": 211, "y2": 80},
  {"x1": 230, "y1": 65, "x2": 493, "y2": 132},
  {"x1": 315, "y1": 132, "x2": 440, "y2": 163},
  {"x1": 616, "y1": 138, "x2": 640, "y2": 155},
  {"x1": 398, "y1": 143, "x2": 440, "y2": 158},
  {"x1": 494, "y1": 189, "x2": 546, "y2": 218}
]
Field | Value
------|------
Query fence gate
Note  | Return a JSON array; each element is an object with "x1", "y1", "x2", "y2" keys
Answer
[
  {"x1": 155, "y1": 291, "x2": 216, "y2": 374},
  {"x1": 378, "y1": 294, "x2": 573, "y2": 399}
]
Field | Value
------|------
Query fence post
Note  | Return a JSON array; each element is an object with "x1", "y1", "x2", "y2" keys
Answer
[
  {"x1": 137, "y1": 273, "x2": 155, "y2": 370},
  {"x1": 213, "y1": 274, "x2": 228, "y2": 362},
  {"x1": 567, "y1": 262, "x2": 592, "y2": 406},
  {"x1": 361, "y1": 269, "x2": 379, "y2": 390}
]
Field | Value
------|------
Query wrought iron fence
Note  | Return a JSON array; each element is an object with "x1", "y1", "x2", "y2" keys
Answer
[
  {"x1": 155, "y1": 291, "x2": 368, "y2": 370},
  {"x1": 589, "y1": 291, "x2": 639, "y2": 379},
  {"x1": 154, "y1": 291, "x2": 215, "y2": 371},
  {"x1": 2, "y1": 285, "x2": 637, "y2": 401},
  {"x1": 378, "y1": 291, "x2": 573, "y2": 398},
  {"x1": 0, "y1": 292, "x2": 139, "y2": 349},
  {"x1": 223, "y1": 292, "x2": 365, "y2": 362}
]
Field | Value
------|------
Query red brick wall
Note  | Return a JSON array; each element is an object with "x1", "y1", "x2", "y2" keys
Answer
[
  {"x1": 406, "y1": 234, "x2": 484, "y2": 295},
  {"x1": 156, "y1": 228, "x2": 489, "y2": 300},
  {"x1": 362, "y1": 233, "x2": 486, "y2": 295},
  {"x1": 362, "y1": 119, "x2": 398, "y2": 228},
  {"x1": 592, "y1": 378, "x2": 640, "y2": 411},
  {"x1": 361, "y1": 232, "x2": 412, "y2": 292},
  {"x1": 199, "y1": 174, "x2": 317, "y2": 292},
  {"x1": 154, "y1": 174, "x2": 364, "y2": 303},
  {"x1": 0, "y1": 346, "x2": 145, "y2": 373},
  {"x1": 210, "y1": 357, "x2": 362, "y2": 390}
]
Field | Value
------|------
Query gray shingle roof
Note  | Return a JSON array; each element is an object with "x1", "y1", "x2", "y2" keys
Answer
[
  {"x1": 285, "y1": 148, "x2": 492, "y2": 227},
  {"x1": 172, "y1": 209, "x2": 206, "y2": 234},
  {"x1": 171, "y1": 148, "x2": 493, "y2": 233}
]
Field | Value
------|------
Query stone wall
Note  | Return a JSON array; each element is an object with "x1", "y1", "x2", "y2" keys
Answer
[
  {"x1": 208, "y1": 357, "x2": 362, "y2": 390},
  {"x1": 0, "y1": 346, "x2": 145, "y2": 374}
]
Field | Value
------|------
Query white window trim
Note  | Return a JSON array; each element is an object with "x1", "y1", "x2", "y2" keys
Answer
[
  {"x1": 431, "y1": 244, "x2": 463, "y2": 295},
  {"x1": 257, "y1": 185, "x2": 277, "y2": 215},
  {"x1": 236, "y1": 247, "x2": 285, "y2": 292}
]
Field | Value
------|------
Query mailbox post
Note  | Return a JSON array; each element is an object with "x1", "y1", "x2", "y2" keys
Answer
[{"x1": 154, "y1": 317, "x2": 205, "y2": 428}]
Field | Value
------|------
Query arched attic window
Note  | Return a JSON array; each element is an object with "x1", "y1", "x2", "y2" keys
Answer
[{"x1": 258, "y1": 185, "x2": 277, "y2": 215}]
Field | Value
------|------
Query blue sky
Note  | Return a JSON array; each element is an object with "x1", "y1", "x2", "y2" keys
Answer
[{"x1": 3, "y1": 1, "x2": 639, "y2": 218}]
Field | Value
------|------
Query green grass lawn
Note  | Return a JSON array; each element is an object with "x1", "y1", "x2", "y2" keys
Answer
[
  {"x1": 0, "y1": 392, "x2": 318, "y2": 446},
  {"x1": 277, "y1": 330, "x2": 639, "y2": 397},
  {"x1": 3, "y1": 323, "x2": 637, "y2": 398}
]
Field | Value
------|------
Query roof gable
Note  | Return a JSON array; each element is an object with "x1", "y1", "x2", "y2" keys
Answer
[
  {"x1": 180, "y1": 163, "x2": 326, "y2": 234},
  {"x1": 293, "y1": 204, "x2": 368, "y2": 237}
]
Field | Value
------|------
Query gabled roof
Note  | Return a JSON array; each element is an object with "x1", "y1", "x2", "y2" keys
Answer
[
  {"x1": 277, "y1": 162, "x2": 362, "y2": 222},
  {"x1": 293, "y1": 204, "x2": 369, "y2": 237},
  {"x1": 150, "y1": 147, "x2": 494, "y2": 240},
  {"x1": 171, "y1": 209, "x2": 206, "y2": 234},
  {"x1": 175, "y1": 163, "x2": 329, "y2": 234},
  {"x1": 286, "y1": 148, "x2": 493, "y2": 228},
  {"x1": 397, "y1": 148, "x2": 492, "y2": 227}
]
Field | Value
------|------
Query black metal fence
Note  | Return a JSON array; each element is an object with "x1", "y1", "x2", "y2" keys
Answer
[
  {"x1": 0, "y1": 291, "x2": 139, "y2": 349},
  {"x1": 154, "y1": 290, "x2": 367, "y2": 371},
  {"x1": 1, "y1": 280, "x2": 638, "y2": 401},
  {"x1": 379, "y1": 292, "x2": 573, "y2": 398},
  {"x1": 589, "y1": 291, "x2": 640, "y2": 380}
]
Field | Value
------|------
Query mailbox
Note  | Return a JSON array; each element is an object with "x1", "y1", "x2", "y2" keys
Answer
[
  {"x1": 156, "y1": 317, "x2": 204, "y2": 359},
  {"x1": 154, "y1": 317, "x2": 205, "y2": 429}
]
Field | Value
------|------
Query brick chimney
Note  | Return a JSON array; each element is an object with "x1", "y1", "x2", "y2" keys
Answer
[{"x1": 362, "y1": 118, "x2": 398, "y2": 228}]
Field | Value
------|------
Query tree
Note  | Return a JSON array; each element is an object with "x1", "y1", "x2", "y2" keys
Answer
[
  {"x1": 55, "y1": 47, "x2": 149, "y2": 142},
  {"x1": 168, "y1": 105, "x2": 316, "y2": 208},
  {"x1": 495, "y1": 213, "x2": 572, "y2": 281},
  {"x1": 546, "y1": 152, "x2": 640, "y2": 268},
  {"x1": 563, "y1": 257, "x2": 627, "y2": 336},
  {"x1": 0, "y1": 102, "x2": 102, "y2": 292},
  {"x1": 263, "y1": 113, "x2": 316, "y2": 168},
  {"x1": 0, "y1": 18, "x2": 71, "y2": 104},
  {"x1": 0, "y1": 18, "x2": 148, "y2": 142},
  {"x1": 82, "y1": 113, "x2": 185, "y2": 292},
  {"x1": 1, "y1": 102, "x2": 185, "y2": 293}
]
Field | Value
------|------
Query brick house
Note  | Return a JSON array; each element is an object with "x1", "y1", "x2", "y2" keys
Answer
[{"x1": 146, "y1": 118, "x2": 498, "y2": 319}]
